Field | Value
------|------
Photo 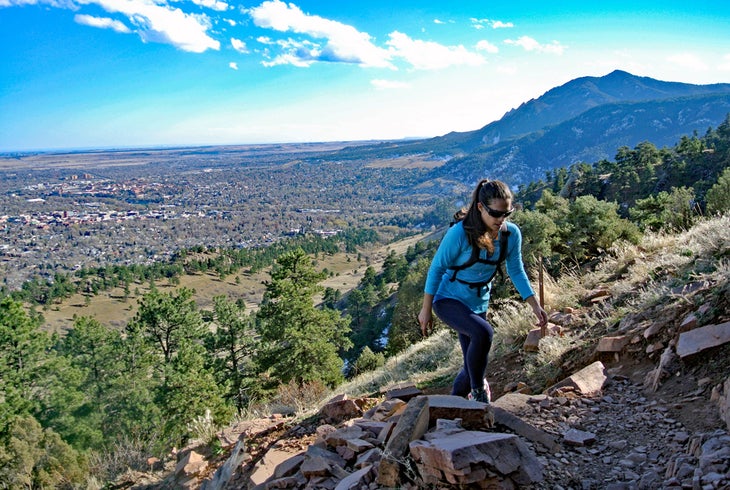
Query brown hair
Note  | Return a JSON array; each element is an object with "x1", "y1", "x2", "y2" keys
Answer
[{"x1": 454, "y1": 179, "x2": 513, "y2": 253}]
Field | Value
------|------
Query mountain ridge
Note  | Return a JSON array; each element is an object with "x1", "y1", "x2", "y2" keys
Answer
[
  {"x1": 431, "y1": 92, "x2": 730, "y2": 186},
  {"x1": 333, "y1": 70, "x2": 730, "y2": 186},
  {"x1": 436, "y1": 69, "x2": 730, "y2": 151}
]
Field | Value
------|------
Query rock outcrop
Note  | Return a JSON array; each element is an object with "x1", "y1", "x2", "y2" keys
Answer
[{"x1": 239, "y1": 392, "x2": 542, "y2": 489}]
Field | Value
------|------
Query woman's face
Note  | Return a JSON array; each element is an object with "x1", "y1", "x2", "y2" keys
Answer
[{"x1": 478, "y1": 198, "x2": 513, "y2": 232}]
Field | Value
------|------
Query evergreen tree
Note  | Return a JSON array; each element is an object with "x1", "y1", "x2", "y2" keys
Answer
[
  {"x1": 57, "y1": 316, "x2": 124, "y2": 449},
  {"x1": 631, "y1": 187, "x2": 699, "y2": 231},
  {"x1": 0, "y1": 416, "x2": 87, "y2": 489},
  {"x1": 0, "y1": 298, "x2": 46, "y2": 434},
  {"x1": 351, "y1": 346, "x2": 385, "y2": 376},
  {"x1": 387, "y1": 258, "x2": 432, "y2": 355},
  {"x1": 160, "y1": 339, "x2": 233, "y2": 446},
  {"x1": 706, "y1": 167, "x2": 730, "y2": 215},
  {"x1": 255, "y1": 248, "x2": 352, "y2": 389},
  {"x1": 205, "y1": 295, "x2": 259, "y2": 412},
  {"x1": 129, "y1": 287, "x2": 204, "y2": 366},
  {"x1": 111, "y1": 320, "x2": 162, "y2": 444},
  {"x1": 321, "y1": 287, "x2": 342, "y2": 309},
  {"x1": 511, "y1": 209, "x2": 558, "y2": 269},
  {"x1": 0, "y1": 299, "x2": 90, "y2": 481}
]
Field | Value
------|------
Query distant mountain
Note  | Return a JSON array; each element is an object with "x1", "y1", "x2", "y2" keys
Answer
[
  {"x1": 431, "y1": 92, "x2": 730, "y2": 186},
  {"x1": 334, "y1": 70, "x2": 730, "y2": 186},
  {"x1": 439, "y1": 70, "x2": 730, "y2": 151}
]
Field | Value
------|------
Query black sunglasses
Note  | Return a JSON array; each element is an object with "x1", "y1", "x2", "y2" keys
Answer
[{"x1": 482, "y1": 205, "x2": 514, "y2": 219}]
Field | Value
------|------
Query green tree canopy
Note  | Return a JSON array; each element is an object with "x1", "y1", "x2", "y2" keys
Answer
[
  {"x1": 129, "y1": 287, "x2": 204, "y2": 366},
  {"x1": 255, "y1": 248, "x2": 352, "y2": 388},
  {"x1": 205, "y1": 295, "x2": 259, "y2": 412},
  {"x1": 706, "y1": 167, "x2": 730, "y2": 215}
]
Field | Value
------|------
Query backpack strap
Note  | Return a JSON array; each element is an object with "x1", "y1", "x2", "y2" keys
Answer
[{"x1": 448, "y1": 231, "x2": 510, "y2": 294}]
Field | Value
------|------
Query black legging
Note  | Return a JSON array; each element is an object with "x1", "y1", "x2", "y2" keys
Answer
[{"x1": 432, "y1": 297, "x2": 494, "y2": 397}]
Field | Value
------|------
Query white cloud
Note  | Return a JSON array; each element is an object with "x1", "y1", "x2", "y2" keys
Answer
[
  {"x1": 76, "y1": 0, "x2": 220, "y2": 53},
  {"x1": 224, "y1": 18, "x2": 236, "y2": 26},
  {"x1": 475, "y1": 40, "x2": 498, "y2": 54},
  {"x1": 75, "y1": 13, "x2": 130, "y2": 33},
  {"x1": 2, "y1": 0, "x2": 219, "y2": 52},
  {"x1": 229, "y1": 61, "x2": 238, "y2": 70},
  {"x1": 666, "y1": 52, "x2": 708, "y2": 71},
  {"x1": 249, "y1": 0, "x2": 393, "y2": 68},
  {"x1": 471, "y1": 18, "x2": 513, "y2": 30},
  {"x1": 371, "y1": 79, "x2": 410, "y2": 90},
  {"x1": 504, "y1": 36, "x2": 565, "y2": 55},
  {"x1": 386, "y1": 31, "x2": 485, "y2": 70},
  {"x1": 262, "y1": 52, "x2": 312, "y2": 68},
  {"x1": 0, "y1": 0, "x2": 68, "y2": 6},
  {"x1": 231, "y1": 37, "x2": 247, "y2": 53},
  {"x1": 190, "y1": 0, "x2": 228, "y2": 12},
  {"x1": 433, "y1": 19, "x2": 444, "y2": 25}
]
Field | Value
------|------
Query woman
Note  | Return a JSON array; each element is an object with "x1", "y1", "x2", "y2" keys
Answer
[{"x1": 418, "y1": 179, "x2": 548, "y2": 403}]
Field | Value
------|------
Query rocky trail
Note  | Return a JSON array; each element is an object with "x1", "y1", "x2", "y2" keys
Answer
[
  {"x1": 142, "y1": 338, "x2": 730, "y2": 490},
  {"x1": 124, "y1": 271, "x2": 730, "y2": 490}
]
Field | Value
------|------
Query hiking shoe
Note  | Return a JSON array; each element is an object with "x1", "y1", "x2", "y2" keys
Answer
[
  {"x1": 467, "y1": 378, "x2": 491, "y2": 402},
  {"x1": 470, "y1": 388, "x2": 489, "y2": 404}
]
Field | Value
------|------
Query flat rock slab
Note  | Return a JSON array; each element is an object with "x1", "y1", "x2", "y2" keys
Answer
[
  {"x1": 547, "y1": 361, "x2": 607, "y2": 397},
  {"x1": 384, "y1": 383, "x2": 423, "y2": 402},
  {"x1": 676, "y1": 322, "x2": 730, "y2": 358},
  {"x1": 410, "y1": 430, "x2": 543, "y2": 486},
  {"x1": 524, "y1": 324, "x2": 563, "y2": 352},
  {"x1": 596, "y1": 335, "x2": 631, "y2": 353},
  {"x1": 426, "y1": 394, "x2": 494, "y2": 429}
]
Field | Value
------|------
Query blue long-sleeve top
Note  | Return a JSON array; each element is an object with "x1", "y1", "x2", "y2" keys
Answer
[{"x1": 424, "y1": 220, "x2": 535, "y2": 314}]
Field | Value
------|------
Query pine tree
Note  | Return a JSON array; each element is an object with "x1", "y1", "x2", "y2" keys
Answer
[
  {"x1": 0, "y1": 298, "x2": 50, "y2": 434},
  {"x1": 205, "y1": 295, "x2": 259, "y2": 412},
  {"x1": 255, "y1": 248, "x2": 352, "y2": 389},
  {"x1": 129, "y1": 287, "x2": 204, "y2": 366},
  {"x1": 706, "y1": 167, "x2": 730, "y2": 215}
]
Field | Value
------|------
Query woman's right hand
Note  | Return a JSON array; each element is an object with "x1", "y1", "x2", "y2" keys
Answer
[
  {"x1": 418, "y1": 294, "x2": 435, "y2": 337},
  {"x1": 418, "y1": 307, "x2": 432, "y2": 337}
]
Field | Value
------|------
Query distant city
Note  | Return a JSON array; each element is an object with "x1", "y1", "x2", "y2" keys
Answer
[{"x1": 0, "y1": 145, "x2": 438, "y2": 291}]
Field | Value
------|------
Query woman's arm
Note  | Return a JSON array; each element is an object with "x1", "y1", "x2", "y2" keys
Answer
[{"x1": 503, "y1": 224, "x2": 535, "y2": 299}]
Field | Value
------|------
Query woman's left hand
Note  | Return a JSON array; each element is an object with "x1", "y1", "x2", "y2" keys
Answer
[
  {"x1": 526, "y1": 295, "x2": 548, "y2": 328},
  {"x1": 533, "y1": 304, "x2": 548, "y2": 328}
]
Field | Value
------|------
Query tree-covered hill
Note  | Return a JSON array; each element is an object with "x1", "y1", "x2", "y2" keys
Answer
[{"x1": 430, "y1": 94, "x2": 730, "y2": 186}]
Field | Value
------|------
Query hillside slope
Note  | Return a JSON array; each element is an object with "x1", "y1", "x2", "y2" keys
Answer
[{"x1": 129, "y1": 214, "x2": 730, "y2": 489}]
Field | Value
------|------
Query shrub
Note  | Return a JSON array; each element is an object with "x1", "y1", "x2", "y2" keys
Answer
[{"x1": 706, "y1": 167, "x2": 730, "y2": 215}]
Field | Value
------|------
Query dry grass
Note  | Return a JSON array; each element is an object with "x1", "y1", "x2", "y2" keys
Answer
[
  {"x1": 363, "y1": 155, "x2": 447, "y2": 169},
  {"x1": 488, "y1": 299, "x2": 537, "y2": 356},
  {"x1": 331, "y1": 328, "x2": 462, "y2": 400}
]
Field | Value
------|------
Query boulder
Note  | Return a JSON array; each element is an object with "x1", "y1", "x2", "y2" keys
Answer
[
  {"x1": 547, "y1": 361, "x2": 607, "y2": 397},
  {"x1": 676, "y1": 322, "x2": 730, "y2": 358},
  {"x1": 426, "y1": 394, "x2": 494, "y2": 429},
  {"x1": 410, "y1": 430, "x2": 543, "y2": 487},
  {"x1": 377, "y1": 395, "x2": 430, "y2": 487}
]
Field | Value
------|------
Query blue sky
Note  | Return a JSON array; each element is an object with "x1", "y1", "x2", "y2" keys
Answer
[{"x1": 1, "y1": 0, "x2": 729, "y2": 152}]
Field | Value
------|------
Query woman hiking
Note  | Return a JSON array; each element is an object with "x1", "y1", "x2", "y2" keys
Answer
[{"x1": 417, "y1": 179, "x2": 548, "y2": 403}]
